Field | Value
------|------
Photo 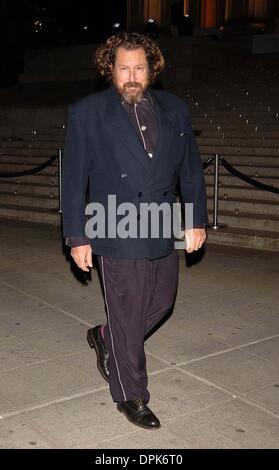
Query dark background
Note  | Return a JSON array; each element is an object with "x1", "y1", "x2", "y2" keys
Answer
[{"x1": 0, "y1": 0, "x2": 127, "y2": 85}]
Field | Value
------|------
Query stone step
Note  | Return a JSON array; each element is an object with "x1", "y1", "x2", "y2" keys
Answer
[
  {"x1": 207, "y1": 209, "x2": 279, "y2": 232},
  {"x1": 197, "y1": 107, "x2": 279, "y2": 111},
  {"x1": 189, "y1": 87, "x2": 278, "y2": 92},
  {"x1": 189, "y1": 95, "x2": 279, "y2": 102},
  {"x1": 204, "y1": 164, "x2": 279, "y2": 177},
  {"x1": 0, "y1": 148, "x2": 59, "y2": 156},
  {"x1": 195, "y1": 101, "x2": 279, "y2": 105},
  {"x1": 197, "y1": 137, "x2": 278, "y2": 147},
  {"x1": 193, "y1": 124, "x2": 278, "y2": 132},
  {"x1": 22, "y1": 134, "x2": 63, "y2": 141},
  {"x1": 199, "y1": 145, "x2": 279, "y2": 156},
  {"x1": 191, "y1": 104, "x2": 279, "y2": 111},
  {"x1": 196, "y1": 130, "x2": 279, "y2": 138},
  {"x1": 201, "y1": 153, "x2": 279, "y2": 166},
  {"x1": 190, "y1": 93, "x2": 279, "y2": 99},
  {"x1": 19, "y1": 68, "x2": 97, "y2": 83},
  {"x1": 207, "y1": 196, "x2": 279, "y2": 216},
  {"x1": 192, "y1": 113, "x2": 278, "y2": 120},
  {"x1": 0, "y1": 203, "x2": 60, "y2": 225},
  {"x1": 192, "y1": 113, "x2": 279, "y2": 119},
  {"x1": 0, "y1": 180, "x2": 58, "y2": 196},
  {"x1": 202, "y1": 100, "x2": 279, "y2": 105},
  {"x1": 193, "y1": 117, "x2": 278, "y2": 123},
  {"x1": 0, "y1": 135, "x2": 64, "y2": 143},
  {"x1": 206, "y1": 184, "x2": 279, "y2": 202},
  {"x1": 204, "y1": 162, "x2": 279, "y2": 175},
  {"x1": 206, "y1": 226, "x2": 279, "y2": 252},
  {"x1": 0, "y1": 161, "x2": 58, "y2": 175},
  {"x1": 0, "y1": 174, "x2": 58, "y2": 184},
  {"x1": 191, "y1": 122, "x2": 278, "y2": 131},
  {"x1": 191, "y1": 105, "x2": 279, "y2": 112},
  {"x1": 0, "y1": 192, "x2": 58, "y2": 209},
  {"x1": 0, "y1": 141, "x2": 61, "y2": 149},
  {"x1": 0, "y1": 127, "x2": 64, "y2": 137},
  {"x1": 0, "y1": 154, "x2": 60, "y2": 165}
]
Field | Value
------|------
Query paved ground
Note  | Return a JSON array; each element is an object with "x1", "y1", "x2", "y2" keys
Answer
[{"x1": 0, "y1": 219, "x2": 279, "y2": 449}]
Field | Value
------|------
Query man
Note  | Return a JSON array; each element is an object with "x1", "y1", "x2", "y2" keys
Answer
[{"x1": 62, "y1": 32, "x2": 207, "y2": 430}]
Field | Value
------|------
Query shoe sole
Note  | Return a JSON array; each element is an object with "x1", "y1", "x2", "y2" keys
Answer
[
  {"x1": 117, "y1": 404, "x2": 161, "y2": 430},
  {"x1": 87, "y1": 330, "x2": 109, "y2": 383}
]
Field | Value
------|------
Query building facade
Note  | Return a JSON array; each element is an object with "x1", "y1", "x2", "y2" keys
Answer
[{"x1": 127, "y1": 0, "x2": 279, "y2": 31}]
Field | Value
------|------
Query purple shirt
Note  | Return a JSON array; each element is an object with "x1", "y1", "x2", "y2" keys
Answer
[
  {"x1": 67, "y1": 89, "x2": 157, "y2": 248},
  {"x1": 121, "y1": 91, "x2": 157, "y2": 160}
]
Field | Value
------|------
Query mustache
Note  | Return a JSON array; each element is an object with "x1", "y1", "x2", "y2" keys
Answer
[{"x1": 123, "y1": 82, "x2": 143, "y2": 90}]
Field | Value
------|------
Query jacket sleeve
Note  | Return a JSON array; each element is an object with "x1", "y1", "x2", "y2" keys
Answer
[
  {"x1": 179, "y1": 113, "x2": 208, "y2": 229},
  {"x1": 61, "y1": 104, "x2": 91, "y2": 239},
  {"x1": 66, "y1": 236, "x2": 90, "y2": 247}
]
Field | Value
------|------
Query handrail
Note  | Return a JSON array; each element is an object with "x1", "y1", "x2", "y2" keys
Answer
[
  {"x1": 203, "y1": 153, "x2": 278, "y2": 229},
  {"x1": 0, "y1": 149, "x2": 63, "y2": 213},
  {"x1": 0, "y1": 154, "x2": 58, "y2": 178}
]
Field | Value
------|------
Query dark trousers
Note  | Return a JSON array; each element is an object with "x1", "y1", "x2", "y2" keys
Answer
[{"x1": 97, "y1": 250, "x2": 179, "y2": 404}]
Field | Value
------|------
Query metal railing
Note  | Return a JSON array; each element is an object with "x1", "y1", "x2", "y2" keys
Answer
[
  {"x1": 205, "y1": 153, "x2": 279, "y2": 230},
  {"x1": 0, "y1": 148, "x2": 278, "y2": 225},
  {"x1": 0, "y1": 148, "x2": 63, "y2": 213}
]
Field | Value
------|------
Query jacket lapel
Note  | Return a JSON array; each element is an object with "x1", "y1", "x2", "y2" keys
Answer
[{"x1": 148, "y1": 88, "x2": 174, "y2": 161}]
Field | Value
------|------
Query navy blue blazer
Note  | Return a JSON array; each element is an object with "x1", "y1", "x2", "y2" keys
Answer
[{"x1": 62, "y1": 85, "x2": 208, "y2": 259}]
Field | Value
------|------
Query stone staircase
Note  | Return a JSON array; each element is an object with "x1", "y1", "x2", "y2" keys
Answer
[
  {"x1": 0, "y1": 131, "x2": 63, "y2": 225},
  {"x1": 185, "y1": 47, "x2": 279, "y2": 251},
  {"x1": 193, "y1": 127, "x2": 279, "y2": 250}
]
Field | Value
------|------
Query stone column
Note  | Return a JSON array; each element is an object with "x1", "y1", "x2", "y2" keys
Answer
[
  {"x1": 127, "y1": 0, "x2": 145, "y2": 32},
  {"x1": 254, "y1": 0, "x2": 268, "y2": 19},
  {"x1": 230, "y1": 0, "x2": 248, "y2": 18},
  {"x1": 127, "y1": 0, "x2": 172, "y2": 34},
  {"x1": 216, "y1": 0, "x2": 226, "y2": 26},
  {"x1": 143, "y1": 0, "x2": 172, "y2": 32},
  {"x1": 160, "y1": 0, "x2": 172, "y2": 33},
  {"x1": 188, "y1": 0, "x2": 201, "y2": 27}
]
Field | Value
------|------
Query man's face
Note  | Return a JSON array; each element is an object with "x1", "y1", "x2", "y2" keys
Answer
[{"x1": 112, "y1": 47, "x2": 150, "y2": 104}]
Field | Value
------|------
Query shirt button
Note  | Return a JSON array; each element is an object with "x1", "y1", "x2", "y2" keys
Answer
[
  {"x1": 141, "y1": 125, "x2": 147, "y2": 131},
  {"x1": 138, "y1": 192, "x2": 143, "y2": 197},
  {"x1": 148, "y1": 153, "x2": 153, "y2": 158}
]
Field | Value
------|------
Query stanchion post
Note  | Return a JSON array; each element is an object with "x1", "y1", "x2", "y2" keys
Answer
[
  {"x1": 58, "y1": 148, "x2": 62, "y2": 213},
  {"x1": 213, "y1": 153, "x2": 219, "y2": 229}
]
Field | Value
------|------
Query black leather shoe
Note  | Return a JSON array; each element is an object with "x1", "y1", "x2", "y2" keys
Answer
[
  {"x1": 87, "y1": 326, "x2": 109, "y2": 383},
  {"x1": 117, "y1": 396, "x2": 161, "y2": 429}
]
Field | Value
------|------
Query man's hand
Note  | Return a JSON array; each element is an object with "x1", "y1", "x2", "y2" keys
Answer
[
  {"x1": 71, "y1": 244, "x2": 93, "y2": 272},
  {"x1": 185, "y1": 228, "x2": 206, "y2": 253}
]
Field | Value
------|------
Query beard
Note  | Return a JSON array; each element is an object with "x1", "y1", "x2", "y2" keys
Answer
[{"x1": 114, "y1": 80, "x2": 149, "y2": 105}]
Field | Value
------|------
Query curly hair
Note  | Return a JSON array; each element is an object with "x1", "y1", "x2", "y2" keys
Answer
[{"x1": 95, "y1": 32, "x2": 165, "y2": 84}]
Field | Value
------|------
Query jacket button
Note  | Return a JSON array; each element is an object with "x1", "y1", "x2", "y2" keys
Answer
[
  {"x1": 138, "y1": 192, "x2": 143, "y2": 197},
  {"x1": 137, "y1": 214, "x2": 140, "y2": 220},
  {"x1": 163, "y1": 191, "x2": 168, "y2": 196}
]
